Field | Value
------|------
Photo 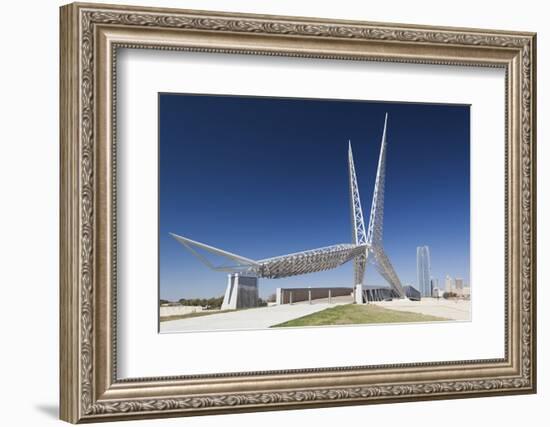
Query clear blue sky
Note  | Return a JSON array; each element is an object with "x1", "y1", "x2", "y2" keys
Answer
[{"x1": 159, "y1": 93, "x2": 470, "y2": 300}]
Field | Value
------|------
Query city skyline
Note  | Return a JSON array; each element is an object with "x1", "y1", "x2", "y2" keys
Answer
[
  {"x1": 414, "y1": 245, "x2": 470, "y2": 298},
  {"x1": 159, "y1": 94, "x2": 470, "y2": 301}
]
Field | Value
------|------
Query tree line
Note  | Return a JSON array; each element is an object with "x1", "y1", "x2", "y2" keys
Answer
[
  {"x1": 178, "y1": 296, "x2": 224, "y2": 309},
  {"x1": 160, "y1": 296, "x2": 269, "y2": 309}
]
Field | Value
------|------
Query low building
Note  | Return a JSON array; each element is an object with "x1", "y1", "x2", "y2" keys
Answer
[
  {"x1": 459, "y1": 286, "x2": 471, "y2": 298},
  {"x1": 432, "y1": 287, "x2": 444, "y2": 298},
  {"x1": 275, "y1": 287, "x2": 353, "y2": 304},
  {"x1": 430, "y1": 278, "x2": 438, "y2": 296},
  {"x1": 403, "y1": 285, "x2": 421, "y2": 301}
]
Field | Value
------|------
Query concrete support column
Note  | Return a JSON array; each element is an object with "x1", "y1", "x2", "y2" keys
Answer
[
  {"x1": 221, "y1": 274, "x2": 259, "y2": 310},
  {"x1": 221, "y1": 274, "x2": 235, "y2": 311},
  {"x1": 228, "y1": 273, "x2": 240, "y2": 309},
  {"x1": 355, "y1": 284, "x2": 364, "y2": 304},
  {"x1": 275, "y1": 287, "x2": 282, "y2": 305}
]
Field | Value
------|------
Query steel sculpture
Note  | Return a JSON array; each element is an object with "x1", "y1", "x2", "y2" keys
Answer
[{"x1": 171, "y1": 113, "x2": 406, "y2": 307}]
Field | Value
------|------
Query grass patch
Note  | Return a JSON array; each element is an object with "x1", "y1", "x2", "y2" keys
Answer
[{"x1": 271, "y1": 304, "x2": 449, "y2": 328}]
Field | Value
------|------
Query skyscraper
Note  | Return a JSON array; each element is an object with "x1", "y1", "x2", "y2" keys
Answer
[
  {"x1": 445, "y1": 275, "x2": 454, "y2": 292},
  {"x1": 455, "y1": 278, "x2": 464, "y2": 296},
  {"x1": 416, "y1": 246, "x2": 431, "y2": 297}
]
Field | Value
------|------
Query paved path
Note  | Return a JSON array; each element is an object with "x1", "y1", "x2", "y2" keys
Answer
[
  {"x1": 160, "y1": 296, "x2": 352, "y2": 333},
  {"x1": 373, "y1": 298, "x2": 471, "y2": 321}
]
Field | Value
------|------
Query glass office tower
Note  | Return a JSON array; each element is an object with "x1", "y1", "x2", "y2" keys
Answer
[{"x1": 416, "y1": 246, "x2": 432, "y2": 297}]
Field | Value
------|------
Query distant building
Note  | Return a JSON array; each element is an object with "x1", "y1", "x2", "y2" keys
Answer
[
  {"x1": 445, "y1": 275, "x2": 454, "y2": 293},
  {"x1": 403, "y1": 285, "x2": 421, "y2": 301},
  {"x1": 416, "y1": 246, "x2": 432, "y2": 297},
  {"x1": 454, "y1": 278, "x2": 465, "y2": 296},
  {"x1": 430, "y1": 278, "x2": 439, "y2": 297},
  {"x1": 432, "y1": 287, "x2": 444, "y2": 298}
]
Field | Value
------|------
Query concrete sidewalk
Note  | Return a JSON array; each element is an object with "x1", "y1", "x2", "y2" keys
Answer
[
  {"x1": 160, "y1": 296, "x2": 352, "y2": 333},
  {"x1": 373, "y1": 298, "x2": 471, "y2": 321}
]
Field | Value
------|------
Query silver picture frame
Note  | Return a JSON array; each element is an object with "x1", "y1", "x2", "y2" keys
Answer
[{"x1": 60, "y1": 2, "x2": 536, "y2": 422}]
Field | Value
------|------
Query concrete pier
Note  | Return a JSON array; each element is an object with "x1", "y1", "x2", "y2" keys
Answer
[
  {"x1": 354, "y1": 284, "x2": 364, "y2": 304},
  {"x1": 221, "y1": 273, "x2": 259, "y2": 310}
]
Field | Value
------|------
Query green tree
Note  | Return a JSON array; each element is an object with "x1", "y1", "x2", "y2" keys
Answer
[{"x1": 443, "y1": 292, "x2": 457, "y2": 299}]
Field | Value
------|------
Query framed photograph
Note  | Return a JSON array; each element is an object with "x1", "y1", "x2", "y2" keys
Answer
[
  {"x1": 60, "y1": 2, "x2": 537, "y2": 423},
  {"x1": 158, "y1": 95, "x2": 472, "y2": 333}
]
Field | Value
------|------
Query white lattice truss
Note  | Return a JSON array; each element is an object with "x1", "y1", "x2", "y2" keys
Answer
[{"x1": 172, "y1": 113, "x2": 405, "y2": 298}]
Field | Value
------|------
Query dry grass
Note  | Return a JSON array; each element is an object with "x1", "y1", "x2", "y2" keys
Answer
[{"x1": 160, "y1": 310, "x2": 230, "y2": 322}]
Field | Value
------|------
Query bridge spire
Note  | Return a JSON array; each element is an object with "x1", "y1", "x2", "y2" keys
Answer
[
  {"x1": 366, "y1": 113, "x2": 406, "y2": 298},
  {"x1": 366, "y1": 113, "x2": 388, "y2": 247},
  {"x1": 348, "y1": 141, "x2": 367, "y2": 286}
]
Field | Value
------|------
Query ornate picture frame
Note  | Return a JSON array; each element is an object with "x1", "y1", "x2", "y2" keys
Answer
[{"x1": 60, "y1": 2, "x2": 536, "y2": 423}]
